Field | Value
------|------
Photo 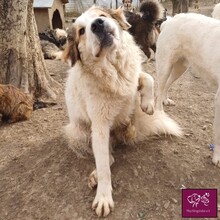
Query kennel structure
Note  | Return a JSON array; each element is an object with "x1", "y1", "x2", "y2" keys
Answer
[{"x1": 34, "y1": 0, "x2": 69, "y2": 32}]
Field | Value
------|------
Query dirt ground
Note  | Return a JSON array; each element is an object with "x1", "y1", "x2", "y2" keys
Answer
[{"x1": 1, "y1": 1, "x2": 220, "y2": 220}]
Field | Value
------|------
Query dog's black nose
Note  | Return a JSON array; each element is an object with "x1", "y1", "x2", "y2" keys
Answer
[{"x1": 91, "y1": 18, "x2": 104, "y2": 33}]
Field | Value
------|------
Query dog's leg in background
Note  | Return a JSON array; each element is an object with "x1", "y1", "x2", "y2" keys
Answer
[
  {"x1": 90, "y1": 119, "x2": 114, "y2": 217},
  {"x1": 139, "y1": 72, "x2": 155, "y2": 115},
  {"x1": 155, "y1": 61, "x2": 172, "y2": 111},
  {"x1": 212, "y1": 89, "x2": 220, "y2": 167},
  {"x1": 161, "y1": 59, "x2": 187, "y2": 106},
  {"x1": 156, "y1": 59, "x2": 187, "y2": 110}
]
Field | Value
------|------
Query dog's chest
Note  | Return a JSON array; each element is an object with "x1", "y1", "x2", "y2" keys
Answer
[
  {"x1": 83, "y1": 63, "x2": 138, "y2": 97},
  {"x1": 78, "y1": 69, "x2": 138, "y2": 122}
]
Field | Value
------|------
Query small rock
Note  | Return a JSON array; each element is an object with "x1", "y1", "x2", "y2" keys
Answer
[
  {"x1": 173, "y1": 150, "x2": 178, "y2": 154},
  {"x1": 164, "y1": 201, "x2": 170, "y2": 209},
  {"x1": 185, "y1": 133, "x2": 192, "y2": 137},
  {"x1": 134, "y1": 169, "x2": 138, "y2": 177},
  {"x1": 137, "y1": 211, "x2": 145, "y2": 218},
  {"x1": 180, "y1": 184, "x2": 186, "y2": 189},
  {"x1": 202, "y1": 125, "x2": 207, "y2": 130},
  {"x1": 171, "y1": 198, "x2": 178, "y2": 204}
]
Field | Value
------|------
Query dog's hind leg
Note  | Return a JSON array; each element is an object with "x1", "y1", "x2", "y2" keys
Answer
[
  {"x1": 156, "y1": 59, "x2": 187, "y2": 110},
  {"x1": 212, "y1": 89, "x2": 220, "y2": 167},
  {"x1": 156, "y1": 61, "x2": 172, "y2": 111},
  {"x1": 138, "y1": 72, "x2": 155, "y2": 115},
  {"x1": 162, "y1": 59, "x2": 188, "y2": 106},
  {"x1": 64, "y1": 122, "x2": 91, "y2": 156}
]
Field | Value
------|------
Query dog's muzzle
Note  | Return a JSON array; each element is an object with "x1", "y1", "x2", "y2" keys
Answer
[
  {"x1": 59, "y1": 37, "x2": 67, "y2": 46},
  {"x1": 91, "y1": 18, "x2": 114, "y2": 48}
]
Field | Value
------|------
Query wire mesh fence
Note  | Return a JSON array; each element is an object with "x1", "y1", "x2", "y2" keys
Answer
[{"x1": 65, "y1": 0, "x2": 141, "y2": 15}]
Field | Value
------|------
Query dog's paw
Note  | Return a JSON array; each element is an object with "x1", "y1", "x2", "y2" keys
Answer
[
  {"x1": 163, "y1": 98, "x2": 175, "y2": 106},
  {"x1": 92, "y1": 192, "x2": 114, "y2": 217},
  {"x1": 212, "y1": 146, "x2": 220, "y2": 167},
  {"x1": 141, "y1": 99, "x2": 155, "y2": 115},
  {"x1": 88, "y1": 170, "x2": 98, "y2": 189}
]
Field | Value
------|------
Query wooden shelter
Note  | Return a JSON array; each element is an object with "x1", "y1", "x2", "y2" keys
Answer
[{"x1": 34, "y1": 0, "x2": 69, "y2": 32}]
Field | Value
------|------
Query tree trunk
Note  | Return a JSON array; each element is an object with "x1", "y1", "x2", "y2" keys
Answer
[
  {"x1": 182, "y1": 0, "x2": 189, "y2": 12},
  {"x1": 0, "y1": 0, "x2": 60, "y2": 102},
  {"x1": 172, "y1": 0, "x2": 189, "y2": 15},
  {"x1": 189, "y1": 0, "x2": 193, "y2": 7},
  {"x1": 115, "y1": 0, "x2": 118, "y2": 9}
]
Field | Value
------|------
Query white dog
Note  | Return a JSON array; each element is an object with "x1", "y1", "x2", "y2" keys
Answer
[
  {"x1": 63, "y1": 5, "x2": 182, "y2": 217},
  {"x1": 212, "y1": 3, "x2": 220, "y2": 20},
  {"x1": 156, "y1": 13, "x2": 220, "y2": 167}
]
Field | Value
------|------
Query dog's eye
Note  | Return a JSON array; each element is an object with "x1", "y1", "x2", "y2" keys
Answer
[
  {"x1": 100, "y1": 14, "x2": 106, "y2": 17},
  {"x1": 79, "y1": 28, "x2": 85, "y2": 35}
]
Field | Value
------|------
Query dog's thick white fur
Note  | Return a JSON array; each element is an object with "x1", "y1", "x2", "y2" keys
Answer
[
  {"x1": 212, "y1": 3, "x2": 220, "y2": 20},
  {"x1": 156, "y1": 13, "x2": 220, "y2": 167},
  {"x1": 64, "y1": 5, "x2": 182, "y2": 217}
]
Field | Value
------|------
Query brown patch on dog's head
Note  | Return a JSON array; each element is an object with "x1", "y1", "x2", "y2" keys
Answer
[
  {"x1": 62, "y1": 25, "x2": 80, "y2": 66},
  {"x1": 109, "y1": 7, "x2": 131, "y2": 30},
  {"x1": 90, "y1": 6, "x2": 131, "y2": 30}
]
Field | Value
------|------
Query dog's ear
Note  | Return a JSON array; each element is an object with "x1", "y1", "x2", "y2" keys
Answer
[
  {"x1": 109, "y1": 7, "x2": 131, "y2": 30},
  {"x1": 62, "y1": 25, "x2": 80, "y2": 66}
]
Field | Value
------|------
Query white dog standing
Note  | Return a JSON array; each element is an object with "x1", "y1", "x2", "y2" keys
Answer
[
  {"x1": 212, "y1": 3, "x2": 220, "y2": 20},
  {"x1": 63, "y1": 5, "x2": 182, "y2": 217},
  {"x1": 156, "y1": 13, "x2": 220, "y2": 167}
]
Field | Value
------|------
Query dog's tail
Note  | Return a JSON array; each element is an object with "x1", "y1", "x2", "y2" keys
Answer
[
  {"x1": 134, "y1": 108, "x2": 183, "y2": 142},
  {"x1": 140, "y1": 0, "x2": 164, "y2": 23}
]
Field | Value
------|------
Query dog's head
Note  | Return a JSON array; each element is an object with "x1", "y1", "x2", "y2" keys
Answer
[
  {"x1": 54, "y1": 28, "x2": 68, "y2": 48},
  {"x1": 122, "y1": 0, "x2": 133, "y2": 8},
  {"x1": 63, "y1": 6, "x2": 131, "y2": 66}
]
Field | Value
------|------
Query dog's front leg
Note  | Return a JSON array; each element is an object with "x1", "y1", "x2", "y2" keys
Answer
[
  {"x1": 212, "y1": 89, "x2": 220, "y2": 167},
  {"x1": 91, "y1": 121, "x2": 114, "y2": 217},
  {"x1": 138, "y1": 72, "x2": 155, "y2": 115}
]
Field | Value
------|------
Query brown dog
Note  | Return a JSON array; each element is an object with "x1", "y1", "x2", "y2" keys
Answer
[
  {"x1": 0, "y1": 84, "x2": 33, "y2": 123},
  {"x1": 124, "y1": 0, "x2": 164, "y2": 58}
]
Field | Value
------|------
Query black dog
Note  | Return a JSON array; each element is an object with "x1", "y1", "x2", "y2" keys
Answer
[{"x1": 39, "y1": 28, "x2": 67, "y2": 59}]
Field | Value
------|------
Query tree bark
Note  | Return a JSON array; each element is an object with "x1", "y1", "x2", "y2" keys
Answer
[
  {"x1": 172, "y1": 0, "x2": 189, "y2": 15},
  {"x1": 0, "y1": 0, "x2": 60, "y2": 102}
]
